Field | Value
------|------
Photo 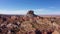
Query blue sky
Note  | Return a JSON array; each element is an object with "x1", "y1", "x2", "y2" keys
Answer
[{"x1": 0, "y1": 0, "x2": 60, "y2": 15}]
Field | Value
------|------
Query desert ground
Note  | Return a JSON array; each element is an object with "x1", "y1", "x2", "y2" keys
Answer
[
  {"x1": 0, "y1": 11, "x2": 60, "y2": 34},
  {"x1": 0, "y1": 14, "x2": 60, "y2": 34}
]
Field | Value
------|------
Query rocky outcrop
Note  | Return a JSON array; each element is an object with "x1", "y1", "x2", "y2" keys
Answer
[{"x1": 26, "y1": 10, "x2": 37, "y2": 17}]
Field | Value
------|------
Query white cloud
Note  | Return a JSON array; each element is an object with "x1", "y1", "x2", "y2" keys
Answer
[
  {"x1": 0, "y1": 9, "x2": 60, "y2": 15},
  {"x1": 34, "y1": 9, "x2": 47, "y2": 11},
  {"x1": 0, "y1": 9, "x2": 46, "y2": 14},
  {"x1": 0, "y1": 9, "x2": 28, "y2": 15},
  {"x1": 46, "y1": 11, "x2": 60, "y2": 15},
  {"x1": 33, "y1": 9, "x2": 49, "y2": 14}
]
